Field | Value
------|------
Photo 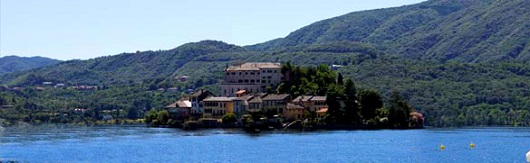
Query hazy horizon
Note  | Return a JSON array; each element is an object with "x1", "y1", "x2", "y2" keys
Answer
[{"x1": 1, "y1": 0, "x2": 426, "y2": 60}]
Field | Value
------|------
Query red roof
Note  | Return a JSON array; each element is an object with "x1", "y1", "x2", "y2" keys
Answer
[{"x1": 316, "y1": 108, "x2": 328, "y2": 113}]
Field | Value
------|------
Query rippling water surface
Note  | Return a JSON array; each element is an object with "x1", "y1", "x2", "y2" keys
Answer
[{"x1": 1, "y1": 125, "x2": 529, "y2": 162}]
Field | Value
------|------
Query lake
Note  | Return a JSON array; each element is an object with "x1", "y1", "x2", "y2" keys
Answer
[{"x1": 1, "y1": 125, "x2": 529, "y2": 162}]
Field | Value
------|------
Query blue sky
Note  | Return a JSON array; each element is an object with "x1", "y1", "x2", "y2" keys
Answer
[{"x1": 1, "y1": 0, "x2": 426, "y2": 60}]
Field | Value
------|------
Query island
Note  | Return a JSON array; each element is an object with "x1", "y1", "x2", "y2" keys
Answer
[{"x1": 145, "y1": 62, "x2": 424, "y2": 131}]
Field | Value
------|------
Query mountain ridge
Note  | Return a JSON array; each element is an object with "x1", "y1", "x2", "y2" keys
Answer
[{"x1": 0, "y1": 56, "x2": 61, "y2": 76}]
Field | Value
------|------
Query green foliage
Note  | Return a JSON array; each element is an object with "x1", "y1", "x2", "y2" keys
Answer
[
  {"x1": 277, "y1": 62, "x2": 337, "y2": 97},
  {"x1": 358, "y1": 90, "x2": 383, "y2": 121},
  {"x1": 222, "y1": 113, "x2": 237, "y2": 124},
  {"x1": 0, "y1": 56, "x2": 60, "y2": 76}
]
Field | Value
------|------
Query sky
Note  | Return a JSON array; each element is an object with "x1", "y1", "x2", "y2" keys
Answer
[{"x1": 1, "y1": 0, "x2": 427, "y2": 60}]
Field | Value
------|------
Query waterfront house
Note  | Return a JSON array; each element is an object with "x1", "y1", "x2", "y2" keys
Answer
[
  {"x1": 166, "y1": 100, "x2": 192, "y2": 121},
  {"x1": 231, "y1": 97, "x2": 249, "y2": 117},
  {"x1": 247, "y1": 95, "x2": 263, "y2": 112},
  {"x1": 286, "y1": 103, "x2": 306, "y2": 120},
  {"x1": 187, "y1": 90, "x2": 215, "y2": 115},
  {"x1": 201, "y1": 97, "x2": 234, "y2": 118},
  {"x1": 293, "y1": 95, "x2": 328, "y2": 112},
  {"x1": 262, "y1": 94, "x2": 292, "y2": 115}
]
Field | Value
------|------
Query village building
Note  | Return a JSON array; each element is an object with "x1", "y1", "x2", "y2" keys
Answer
[
  {"x1": 187, "y1": 90, "x2": 214, "y2": 115},
  {"x1": 285, "y1": 103, "x2": 306, "y2": 120},
  {"x1": 262, "y1": 94, "x2": 292, "y2": 114},
  {"x1": 166, "y1": 100, "x2": 192, "y2": 121},
  {"x1": 221, "y1": 62, "x2": 283, "y2": 96},
  {"x1": 293, "y1": 95, "x2": 328, "y2": 112},
  {"x1": 231, "y1": 97, "x2": 249, "y2": 117},
  {"x1": 201, "y1": 97, "x2": 234, "y2": 118},
  {"x1": 247, "y1": 95, "x2": 264, "y2": 112}
]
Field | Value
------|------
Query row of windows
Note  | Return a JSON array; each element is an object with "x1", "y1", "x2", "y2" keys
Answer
[
  {"x1": 227, "y1": 72, "x2": 260, "y2": 75},
  {"x1": 314, "y1": 101, "x2": 326, "y2": 105},
  {"x1": 203, "y1": 102, "x2": 227, "y2": 107},
  {"x1": 263, "y1": 70, "x2": 278, "y2": 73},
  {"x1": 204, "y1": 109, "x2": 226, "y2": 115},
  {"x1": 226, "y1": 70, "x2": 280, "y2": 76}
]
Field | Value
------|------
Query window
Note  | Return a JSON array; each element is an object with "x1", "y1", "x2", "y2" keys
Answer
[
  {"x1": 245, "y1": 72, "x2": 248, "y2": 75},
  {"x1": 239, "y1": 72, "x2": 242, "y2": 75},
  {"x1": 238, "y1": 79, "x2": 243, "y2": 83},
  {"x1": 250, "y1": 72, "x2": 255, "y2": 75},
  {"x1": 274, "y1": 70, "x2": 277, "y2": 73},
  {"x1": 244, "y1": 79, "x2": 249, "y2": 83},
  {"x1": 250, "y1": 79, "x2": 255, "y2": 83},
  {"x1": 226, "y1": 72, "x2": 229, "y2": 75},
  {"x1": 231, "y1": 72, "x2": 236, "y2": 75}
]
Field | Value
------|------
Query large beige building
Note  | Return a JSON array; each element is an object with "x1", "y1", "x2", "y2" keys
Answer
[{"x1": 221, "y1": 62, "x2": 283, "y2": 96}]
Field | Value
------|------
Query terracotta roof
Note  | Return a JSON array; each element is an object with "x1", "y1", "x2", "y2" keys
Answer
[
  {"x1": 166, "y1": 102, "x2": 179, "y2": 108},
  {"x1": 190, "y1": 90, "x2": 212, "y2": 97},
  {"x1": 248, "y1": 96, "x2": 262, "y2": 103},
  {"x1": 202, "y1": 97, "x2": 234, "y2": 102},
  {"x1": 236, "y1": 90, "x2": 247, "y2": 95},
  {"x1": 293, "y1": 96, "x2": 312, "y2": 102},
  {"x1": 263, "y1": 94, "x2": 291, "y2": 101},
  {"x1": 226, "y1": 62, "x2": 281, "y2": 71},
  {"x1": 166, "y1": 100, "x2": 192, "y2": 108},
  {"x1": 310, "y1": 96, "x2": 327, "y2": 101},
  {"x1": 287, "y1": 103, "x2": 304, "y2": 109},
  {"x1": 293, "y1": 95, "x2": 327, "y2": 102},
  {"x1": 316, "y1": 108, "x2": 328, "y2": 113}
]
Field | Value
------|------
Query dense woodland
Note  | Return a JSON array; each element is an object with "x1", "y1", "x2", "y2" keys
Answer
[
  {"x1": 0, "y1": 56, "x2": 60, "y2": 76},
  {"x1": 1, "y1": 0, "x2": 530, "y2": 127}
]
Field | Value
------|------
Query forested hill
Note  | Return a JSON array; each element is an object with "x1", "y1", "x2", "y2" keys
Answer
[
  {"x1": 247, "y1": 0, "x2": 530, "y2": 63},
  {"x1": 0, "y1": 40, "x2": 246, "y2": 86},
  {"x1": 0, "y1": 56, "x2": 60, "y2": 76}
]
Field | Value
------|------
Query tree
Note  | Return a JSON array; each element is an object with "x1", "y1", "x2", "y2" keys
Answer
[
  {"x1": 0, "y1": 96, "x2": 5, "y2": 106},
  {"x1": 127, "y1": 107, "x2": 139, "y2": 119},
  {"x1": 359, "y1": 89, "x2": 382, "y2": 121},
  {"x1": 222, "y1": 113, "x2": 237, "y2": 124},
  {"x1": 337, "y1": 73, "x2": 344, "y2": 85},
  {"x1": 344, "y1": 79, "x2": 360, "y2": 125},
  {"x1": 326, "y1": 83, "x2": 344, "y2": 123},
  {"x1": 157, "y1": 110, "x2": 169, "y2": 125}
]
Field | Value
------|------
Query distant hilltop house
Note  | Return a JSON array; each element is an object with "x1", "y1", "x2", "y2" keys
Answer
[
  {"x1": 54, "y1": 83, "x2": 66, "y2": 88},
  {"x1": 174, "y1": 76, "x2": 190, "y2": 82},
  {"x1": 221, "y1": 62, "x2": 283, "y2": 96},
  {"x1": 34, "y1": 87, "x2": 46, "y2": 91}
]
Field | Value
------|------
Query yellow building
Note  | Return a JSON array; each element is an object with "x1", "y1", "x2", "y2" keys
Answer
[
  {"x1": 286, "y1": 103, "x2": 306, "y2": 121},
  {"x1": 293, "y1": 95, "x2": 327, "y2": 112},
  {"x1": 201, "y1": 97, "x2": 234, "y2": 118}
]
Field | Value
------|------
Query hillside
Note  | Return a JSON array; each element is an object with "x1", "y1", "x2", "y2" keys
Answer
[
  {"x1": 248, "y1": 0, "x2": 530, "y2": 62},
  {"x1": 0, "y1": 40, "x2": 245, "y2": 86},
  {"x1": 0, "y1": 56, "x2": 60, "y2": 76}
]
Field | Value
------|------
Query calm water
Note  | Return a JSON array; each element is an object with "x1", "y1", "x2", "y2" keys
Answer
[{"x1": 1, "y1": 125, "x2": 529, "y2": 162}]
